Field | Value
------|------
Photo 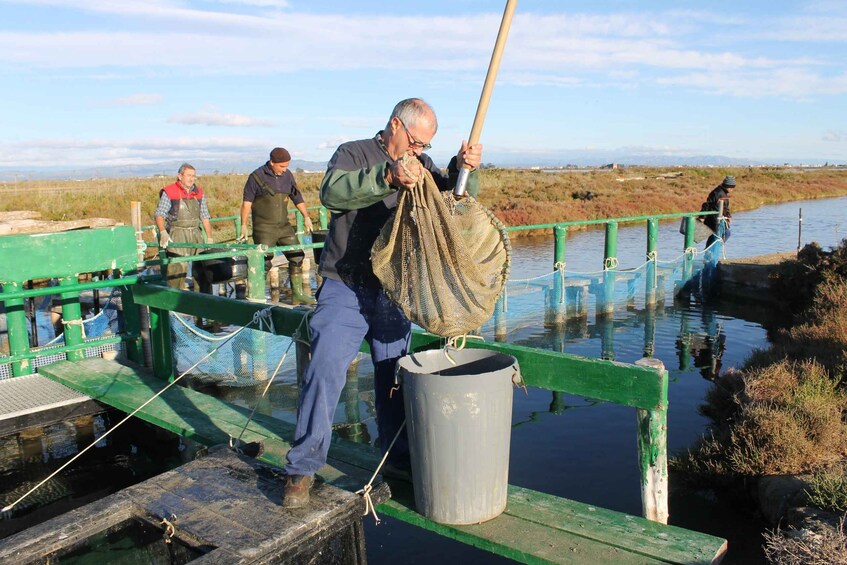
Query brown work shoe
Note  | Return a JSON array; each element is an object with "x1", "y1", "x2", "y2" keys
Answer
[{"x1": 281, "y1": 474, "x2": 314, "y2": 508}]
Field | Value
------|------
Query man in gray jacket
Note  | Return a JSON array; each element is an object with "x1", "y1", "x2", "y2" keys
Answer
[{"x1": 282, "y1": 98, "x2": 483, "y2": 507}]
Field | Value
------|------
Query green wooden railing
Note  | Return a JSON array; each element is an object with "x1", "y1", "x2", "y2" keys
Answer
[
  {"x1": 0, "y1": 225, "x2": 673, "y2": 523},
  {"x1": 141, "y1": 205, "x2": 331, "y2": 241}
]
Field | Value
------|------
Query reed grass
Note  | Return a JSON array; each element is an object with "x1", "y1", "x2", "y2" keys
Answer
[{"x1": 2, "y1": 167, "x2": 846, "y2": 238}]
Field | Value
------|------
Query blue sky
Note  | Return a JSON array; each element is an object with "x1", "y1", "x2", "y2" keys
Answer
[{"x1": 1, "y1": 0, "x2": 846, "y2": 169}]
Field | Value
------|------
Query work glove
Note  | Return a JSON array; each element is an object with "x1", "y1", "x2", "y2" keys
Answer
[
  {"x1": 205, "y1": 235, "x2": 213, "y2": 244},
  {"x1": 303, "y1": 217, "x2": 313, "y2": 234},
  {"x1": 236, "y1": 233, "x2": 249, "y2": 244},
  {"x1": 159, "y1": 230, "x2": 171, "y2": 249}
]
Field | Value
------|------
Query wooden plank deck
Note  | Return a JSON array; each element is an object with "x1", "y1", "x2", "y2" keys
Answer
[{"x1": 38, "y1": 357, "x2": 726, "y2": 564}]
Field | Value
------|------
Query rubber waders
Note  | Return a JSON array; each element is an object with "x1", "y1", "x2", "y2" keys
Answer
[{"x1": 289, "y1": 263, "x2": 315, "y2": 305}]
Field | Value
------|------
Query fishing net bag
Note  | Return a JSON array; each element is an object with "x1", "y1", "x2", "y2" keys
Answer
[{"x1": 371, "y1": 157, "x2": 511, "y2": 337}]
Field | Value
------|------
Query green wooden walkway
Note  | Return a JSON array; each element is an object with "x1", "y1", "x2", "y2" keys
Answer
[{"x1": 39, "y1": 357, "x2": 727, "y2": 565}]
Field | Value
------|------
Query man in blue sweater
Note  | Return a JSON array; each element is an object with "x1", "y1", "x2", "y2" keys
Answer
[{"x1": 282, "y1": 98, "x2": 483, "y2": 507}]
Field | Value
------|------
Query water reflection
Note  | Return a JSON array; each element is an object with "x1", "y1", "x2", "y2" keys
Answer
[{"x1": 0, "y1": 414, "x2": 203, "y2": 540}]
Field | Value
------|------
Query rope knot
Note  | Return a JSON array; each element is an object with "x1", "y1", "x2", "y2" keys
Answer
[{"x1": 252, "y1": 307, "x2": 275, "y2": 334}]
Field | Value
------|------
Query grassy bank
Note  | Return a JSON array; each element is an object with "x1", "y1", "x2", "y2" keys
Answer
[
  {"x1": 673, "y1": 240, "x2": 847, "y2": 564},
  {"x1": 2, "y1": 166, "x2": 846, "y2": 237}
]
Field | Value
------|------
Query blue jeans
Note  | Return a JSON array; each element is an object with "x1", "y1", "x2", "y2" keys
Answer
[{"x1": 284, "y1": 278, "x2": 411, "y2": 476}]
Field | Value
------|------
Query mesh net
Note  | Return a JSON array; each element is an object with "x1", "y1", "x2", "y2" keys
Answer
[
  {"x1": 170, "y1": 314, "x2": 300, "y2": 387},
  {"x1": 371, "y1": 156, "x2": 511, "y2": 337}
]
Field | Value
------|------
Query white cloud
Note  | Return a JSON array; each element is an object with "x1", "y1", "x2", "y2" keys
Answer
[
  {"x1": 0, "y1": 136, "x2": 270, "y2": 167},
  {"x1": 168, "y1": 111, "x2": 275, "y2": 127},
  {"x1": 823, "y1": 131, "x2": 846, "y2": 142},
  {"x1": 658, "y1": 68, "x2": 847, "y2": 98},
  {"x1": 110, "y1": 93, "x2": 162, "y2": 106},
  {"x1": 317, "y1": 136, "x2": 350, "y2": 150},
  {"x1": 0, "y1": 5, "x2": 837, "y2": 101}
]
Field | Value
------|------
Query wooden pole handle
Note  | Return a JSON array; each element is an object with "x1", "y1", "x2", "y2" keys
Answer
[
  {"x1": 468, "y1": 0, "x2": 517, "y2": 147},
  {"x1": 455, "y1": 0, "x2": 517, "y2": 197}
]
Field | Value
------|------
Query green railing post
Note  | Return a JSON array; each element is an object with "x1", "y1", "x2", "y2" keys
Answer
[
  {"x1": 683, "y1": 216, "x2": 696, "y2": 251},
  {"x1": 646, "y1": 218, "x2": 658, "y2": 258},
  {"x1": 600, "y1": 222, "x2": 618, "y2": 316},
  {"x1": 643, "y1": 305, "x2": 656, "y2": 357},
  {"x1": 646, "y1": 218, "x2": 658, "y2": 306},
  {"x1": 4, "y1": 281, "x2": 32, "y2": 376},
  {"x1": 295, "y1": 210, "x2": 305, "y2": 243},
  {"x1": 634, "y1": 357, "x2": 669, "y2": 524},
  {"x1": 149, "y1": 306, "x2": 174, "y2": 380},
  {"x1": 494, "y1": 293, "x2": 507, "y2": 342},
  {"x1": 120, "y1": 275, "x2": 143, "y2": 364},
  {"x1": 550, "y1": 391, "x2": 566, "y2": 415},
  {"x1": 600, "y1": 317, "x2": 615, "y2": 361},
  {"x1": 553, "y1": 224, "x2": 567, "y2": 267},
  {"x1": 235, "y1": 217, "x2": 243, "y2": 240},
  {"x1": 319, "y1": 207, "x2": 329, "y2": 230},
  {"x1": 246, "y1": 248, "x2": 267, "y2": 301},
  {"x1": 59, "y1": 276, "x2": 85, "y2": 361},
  {"x1": 678, "y1": 314, "x2": 692, "y2": 370},
  {"x1": 550, "y1": 225, "x2": 567, "y2": 326},
  {"x1": 681, "y1": 216, "x2": 696, "y2": 290},
  {"x1": 245, "y1": 247, "x2": 269, "y2": 380}
]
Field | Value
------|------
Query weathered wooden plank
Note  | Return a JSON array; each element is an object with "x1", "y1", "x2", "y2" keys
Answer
[
  {"x1": 0, "y1": 217, "x2": 118, "y2": 236},
  {"x1": 0, "y1": 210, "x2": 42, "y2": 221},
  {"x1": 131, "y1": 284, "x2": 666, "y2": 410},
  {"x1": 0, "y1": 226, "x2": 137, "y2": 282},
  {"x1": 504, "y1": 486, "x2": 725, "y2": 565},
  {"x1": 378, "y1": 492, "x2": 670, "y2": 565}
]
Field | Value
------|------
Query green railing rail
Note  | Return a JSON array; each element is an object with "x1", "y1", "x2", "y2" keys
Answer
[
  {"x1": 0, "y1": 227, "x2": 146, "y2": 374},
  {"x1": 141, "y1": 205, "x2": 331, "y2": 241}
]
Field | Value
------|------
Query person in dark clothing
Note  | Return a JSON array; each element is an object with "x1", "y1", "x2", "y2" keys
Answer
[
  {"x1": 238, "y1": 147, "x2": 315, "y2": 304},
  {"x1": 701, "y1": 175, "x2": 735, "y2": 248},
  {"x1": 280, "y1": 98, "x2": 483, "y2": 508}
]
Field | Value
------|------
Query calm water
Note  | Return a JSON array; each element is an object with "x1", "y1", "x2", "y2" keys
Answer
[{"x1": 0, "y1": 414, "x2": 203, "y2": 541}]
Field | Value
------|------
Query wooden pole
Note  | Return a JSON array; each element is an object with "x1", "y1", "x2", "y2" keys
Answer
[
  {"x1": 634, "y1": 357, "x2": 669, "y2": 524},
  {"x1": 454, "y1": 0, "x2": 518, "y2": 196}
]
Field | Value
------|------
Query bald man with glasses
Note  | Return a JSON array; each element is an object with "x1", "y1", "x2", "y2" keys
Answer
[{"x1": 280, "y1": 97, "x2": 483, "y2": 508}]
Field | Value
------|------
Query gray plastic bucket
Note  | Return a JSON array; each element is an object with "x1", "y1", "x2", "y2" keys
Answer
[{"x1": 397, "y1": 349, "x2": 519, "y2": 525}]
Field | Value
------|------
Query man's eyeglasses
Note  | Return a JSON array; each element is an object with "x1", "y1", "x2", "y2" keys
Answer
[{"x1": 398, "y1": 118, "x2": 432, "y2": 151}]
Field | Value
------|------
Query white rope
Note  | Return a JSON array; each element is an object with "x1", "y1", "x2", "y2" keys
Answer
[
  {"x1": 509, "y1": 271, "x2": 561, "y2": 284},
  {"x1": 603, "y1": 257, "x2": 619, "y2": 270},
  {"x1": 646, "y1": 251, "x2": 658, "y2": 262},
  {"x1": 230, "y1": 311, "x2": 310, "y2": 448},
  {"x1": 2, "y1": 307, "x2": 275, "y2": 514},
  {"x1": 173, "y1": 313, "x2": 239, "y2": 341},
  {"x1": 61, "y1": 318, "x2": 86, "y2": 339},
  {"x1": 356, "y1": 420, "x2": 407, "y2": 525},
  {"x1": 443, "y1": 334, "x2": 486, "y2": 365}
]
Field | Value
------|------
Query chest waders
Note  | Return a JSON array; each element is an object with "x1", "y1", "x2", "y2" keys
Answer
[
  {"x1": 249, "y1": 173, "x2": 314, "y2": 305},
  {"x1": 166, "y1": 198, "x2": 204, "y2": 290}
]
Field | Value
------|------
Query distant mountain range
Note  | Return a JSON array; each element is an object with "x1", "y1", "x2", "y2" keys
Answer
[
  {"x1": 0, "y1": 151, "x2": 840, "y2": 181},
  {"x1": 0, "y1": 158, "x2": 329, "y2": 182}
]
